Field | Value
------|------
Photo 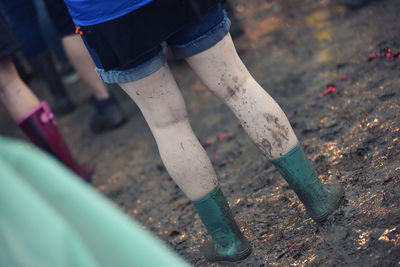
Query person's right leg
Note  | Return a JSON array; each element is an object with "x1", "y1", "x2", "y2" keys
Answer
[
  {"x1": 71, "y1": 2, "x2": 252, "y2": 261},
  {"x1": 119, "y1": 64, "x2": 218, "y2": 200},
  {"x1": 119, "y1": 63, "x2": 251, "y2": 261}
]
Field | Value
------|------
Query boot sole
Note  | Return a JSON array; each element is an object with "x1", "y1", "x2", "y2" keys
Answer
[
  {"x1": 312, "y1": 187, "x2": 345, "y2": 222},
  {"x1": 206, "y1": 245, "x2": 252, "y2": 263}
]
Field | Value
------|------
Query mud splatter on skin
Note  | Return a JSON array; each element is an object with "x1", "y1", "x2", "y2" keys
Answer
[
  {"x1": 264, "y1": 113, "x2": 289, "y2": 141},
  {"x1": 261, "y1": 138, "x2": 273, "y2": 158},
  {"x1": 268, "y1": 128, "x2": 288, "y2": 150},
  {"x1": 220, "y1": 75, "x2": 243, "y2": 102},
  {"x1": 227, "y1": 86, "x2": 241, "y2": 101},
  {"x1": 258, "y1": 113, "x2": 290, "y2": 154}
]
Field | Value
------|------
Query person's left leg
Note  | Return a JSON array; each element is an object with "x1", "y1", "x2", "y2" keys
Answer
[
  {"x1": 186, "y1": 33, "x2": 298, "y2": 159},
  {"x1": 167, "y1": 3, "x2": 341, "y2": 222},
  {"x1": 185, "y1": 33, "x2": 343, "y2": 222}
]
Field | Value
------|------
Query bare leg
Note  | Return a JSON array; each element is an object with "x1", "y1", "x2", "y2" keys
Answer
[
  {"x1": 119, "y1": 64, "x2": 218, "y2": 200},
  {"x1": 186, "y1": 34, "x2": 343, "y2": 222},
  {"x1": 120, "y1": 64, "x2": 251, "y2": 262},
  {"x1": 0, "y1": 56, "x2": 94, "y2": 180},
  {"x1": 61, "y1": 35, "x2": 109, "y2": 99},
  {"x1": 185, "y1": 34, "x2": 298, "y2": 160},
  {"x1": 0, "y1": 57, "x2": 40, "y2": 121},
  {"x1": 62, "y1": 35, "x2": 126, "y2": 132}
]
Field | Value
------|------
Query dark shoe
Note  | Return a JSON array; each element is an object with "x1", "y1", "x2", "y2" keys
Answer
[
  {"x1": 17, "y1": 101, "x2": 94, "y2": 181},
  {"x1": 270, "y1": 142, "x2": 344, "y2": 222},
  {"x1": 90, "y1": 95, "x2": 127, "y2": 133},
  {"x1": 192, "y1": 186, "x2": 252, "y2": 262}
]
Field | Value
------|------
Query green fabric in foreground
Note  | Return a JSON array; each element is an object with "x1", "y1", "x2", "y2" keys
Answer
[{"x1": 0, "y1": 136, "x2": 191, "y2": 267}]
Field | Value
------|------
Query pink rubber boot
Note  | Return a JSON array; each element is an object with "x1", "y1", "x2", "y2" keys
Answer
[{"x1": 17, "y1": 101, "x2": 94, "y2": 181}]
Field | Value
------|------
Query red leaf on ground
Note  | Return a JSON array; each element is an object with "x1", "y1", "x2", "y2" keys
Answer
[
  {"x1": 218, "y1": 133, "x2": 227, "y2": 142},
  {"x1": 317, "y1": 84, "x2": 337, "y2": 99}
]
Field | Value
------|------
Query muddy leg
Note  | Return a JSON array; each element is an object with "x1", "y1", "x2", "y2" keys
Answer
[
  {"x1": 119, "y1": 63, "x2": 218, "y2": 200},
  {"x1": 185, "y1": 34, "x2": 343, "y2": 222},
  {"x1": 119, "y1": 63, "x2": 251, "y2": 261},
  {"x1": 185, "y1": 33, "x2": 298, "y2": 160}
]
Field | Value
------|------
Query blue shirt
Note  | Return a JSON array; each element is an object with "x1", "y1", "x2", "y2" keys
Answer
[{"x1": 64, "y1": 0, "x2": 153, "y2": 26}]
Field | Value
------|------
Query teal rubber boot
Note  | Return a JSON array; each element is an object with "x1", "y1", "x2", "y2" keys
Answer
[
  {"x1": 192, "y1": 186, "x2": 252, "y2": 262},
  {"x1": 270, "y1": 142, "x2": 343, "y2": 222}
]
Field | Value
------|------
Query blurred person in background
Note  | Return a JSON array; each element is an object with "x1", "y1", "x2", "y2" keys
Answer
[
  {"x1": 0, "y1": 11, "x2": 93, "y2": 180},
  {"x1": 0, "y1": 0, "x2": 127, "y2": 132}
]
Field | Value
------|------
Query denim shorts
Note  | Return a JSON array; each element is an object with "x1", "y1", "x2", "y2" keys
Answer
[{"x1": 82, "y1": 3, "x2": 230, "y2": 84}]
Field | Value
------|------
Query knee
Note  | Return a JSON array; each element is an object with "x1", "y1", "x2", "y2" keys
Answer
[
  {"x1": 142, "y1": 105, "x2": 188, "y2": 133},
  {"x1": 152, "y1": 106, "x2": 189, "y2": 130}
]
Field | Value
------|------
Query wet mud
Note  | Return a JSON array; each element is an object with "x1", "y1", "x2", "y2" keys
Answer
[{"x1": 0, "y1": 0, "x2": 399, "y2": 266}]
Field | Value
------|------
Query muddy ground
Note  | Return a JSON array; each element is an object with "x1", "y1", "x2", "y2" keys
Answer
[{"x1": 1, "y1": 0, "x2": 399, "y2": 266}]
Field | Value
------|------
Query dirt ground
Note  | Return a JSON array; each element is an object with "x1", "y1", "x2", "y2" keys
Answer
[{"x1": 1, "y1": 0, "x2": 399, "y2": 266}]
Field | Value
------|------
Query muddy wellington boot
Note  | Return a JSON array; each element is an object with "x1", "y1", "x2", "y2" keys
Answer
[
  {"x1": 17, "y1": 101, "x2": 94, "y2": 181},
  {"x1": 192, "y1": 186, "x2": 252, "y2": 262},
  {"x1": 270, "y1": 142, "x2": 343, "y2": 222},
  {"x1": 29, "y1": 51, "x2": 75, "y2": 114}
]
